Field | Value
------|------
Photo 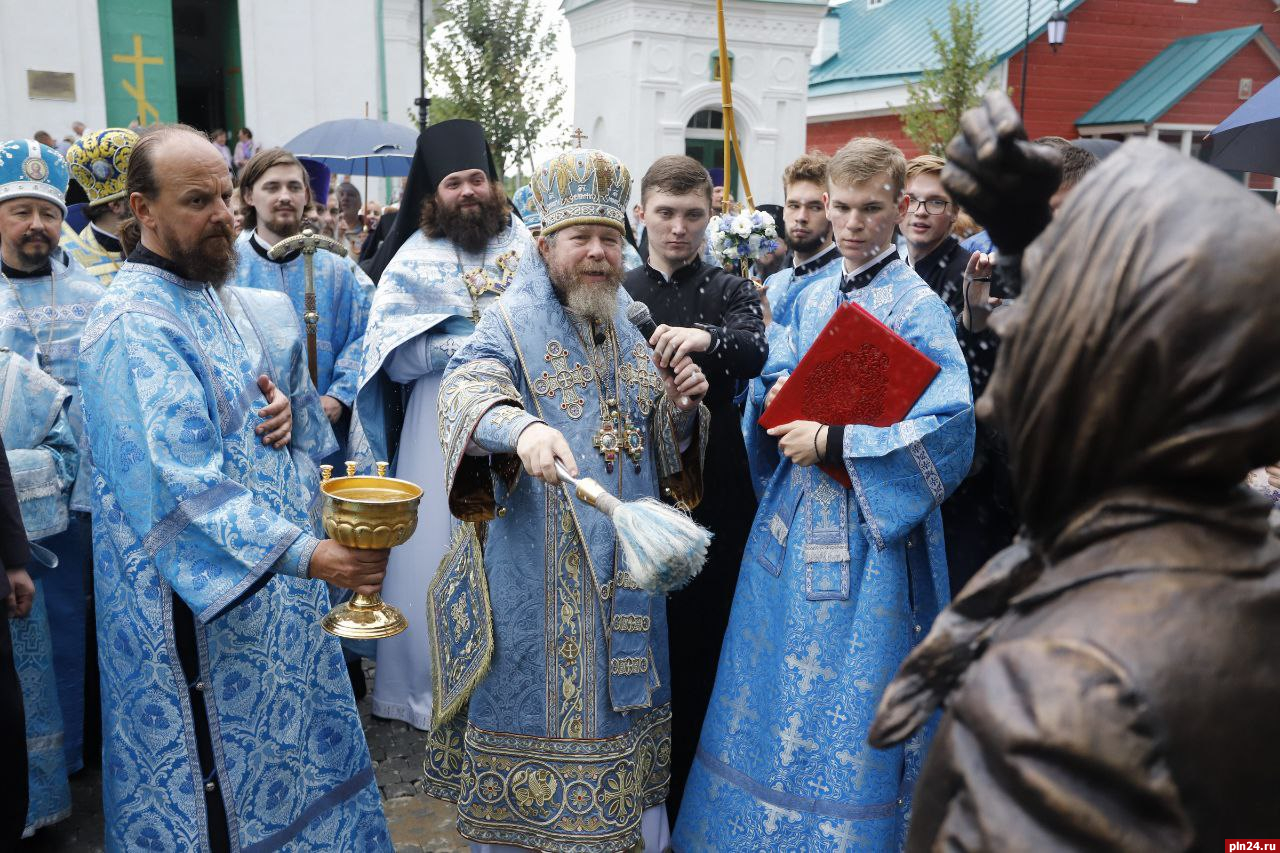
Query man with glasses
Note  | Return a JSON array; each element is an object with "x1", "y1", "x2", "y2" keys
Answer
[{"x1": 901, "y1": 154, "x2": 971, "y2": 301}]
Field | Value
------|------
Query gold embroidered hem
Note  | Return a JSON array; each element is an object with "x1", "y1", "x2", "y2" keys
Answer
[{"x1": 427, "y1": 704, "x2": 671, "y2": 853}]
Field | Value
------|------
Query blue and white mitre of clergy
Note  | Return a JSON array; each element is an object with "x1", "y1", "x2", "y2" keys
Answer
[
  {"x1": 530, "y1": 148, "x2": 630, "y2": 235},
  {"x1": 0, "y1": 139, "x2": 69, "y2": 213},
  {"x1": 66, "y1": 128, "x2": 138, "y2": 207},
  {"x1": 511, "y1": 183, "x2": 540, "y2": 231}
]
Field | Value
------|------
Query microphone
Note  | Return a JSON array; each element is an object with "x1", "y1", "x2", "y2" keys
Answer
[
  {"x1": 626, "y1": 301, "x2": 657, "y2": 343},
  {"x1": 628, "y1": 301, "x2": 690, "y2": 405}
]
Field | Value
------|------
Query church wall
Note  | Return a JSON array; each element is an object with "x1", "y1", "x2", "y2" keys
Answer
[
  {"x1": 0, "y1": 0, "x2": 108, "y2": 141},
  {"x1": 237, "y1": 0, "x2": 421, "y2": 202},
  {"x1": 565, "y1": 0, "x2": 826, "y2": 208}
]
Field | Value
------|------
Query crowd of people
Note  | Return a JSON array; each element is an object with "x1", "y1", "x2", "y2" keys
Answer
[{"x1": 1, "y1": 88, "x2": 1278, "y2": 853}]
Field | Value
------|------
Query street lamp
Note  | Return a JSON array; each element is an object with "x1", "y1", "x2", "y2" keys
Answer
[
  {"x1": 1048, "y1": 7, "x2": 1068, "y2": 53},
  {"x1": 416, "y1": 0, "x2": 430, "y2": 130},
  {"x1": 1019, "y1": 0, "x2": 1069, "y2": 116}
]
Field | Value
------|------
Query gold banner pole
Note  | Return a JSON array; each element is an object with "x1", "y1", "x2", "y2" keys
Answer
[{"x1": 716, "y1": 0, "x2": 734, "y2": 214}]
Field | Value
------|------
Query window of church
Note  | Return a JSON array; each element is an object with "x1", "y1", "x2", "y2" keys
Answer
[
  {"x1": 688, "y1": 109, "x2": 724, "y2": 130},
  {"x1": 710, "y1": 50, "x2": 735, "y2": 82}
]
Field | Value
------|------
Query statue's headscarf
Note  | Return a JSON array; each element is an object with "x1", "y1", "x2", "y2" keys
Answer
[
  {"x1": 987, "y1": 139, "x2": 1280, "y2": 541},
  {"x1": 871, "y1": 140, "x2": 1280, "y2": 747}
]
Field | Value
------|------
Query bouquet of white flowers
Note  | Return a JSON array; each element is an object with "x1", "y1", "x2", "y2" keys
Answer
[{"x1": 707, "y1": 208, "x2": 781, "y2": 268}]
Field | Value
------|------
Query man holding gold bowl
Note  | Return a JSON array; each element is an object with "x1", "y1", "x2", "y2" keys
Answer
[{"x1": 78, "y1": 126, "x2": 393, "y2": 851}]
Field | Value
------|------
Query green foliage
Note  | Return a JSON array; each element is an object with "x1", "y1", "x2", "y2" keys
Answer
[
  {"x1": 425, "y1": 0, "x2": 566, "y2": 176},
  {"x1": 901, "y1": 0, "x2": 994, "y2": 156}
]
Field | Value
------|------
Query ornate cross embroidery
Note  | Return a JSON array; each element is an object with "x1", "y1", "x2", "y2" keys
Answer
[
  {"x1": 533, "y1": 340, "x2": 592, "y2": 419},
  {"x1": 618, "y1": 342, "x2": 662, "y2": 417}
]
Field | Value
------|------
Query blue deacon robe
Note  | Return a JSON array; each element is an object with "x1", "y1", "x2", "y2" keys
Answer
[
  {"x1": 2, "y1": 349, "x2": 77, "y2": 834},
  {"x1": 233, "y1": 232, "x2": 375, "y2": 423},
  {"x1": 673, "y1": 260, "x2": 974, "y2": 852},
  {"x1": 78, "y1": 261, "x2": 390, "y2": 852},
  {"x1": 217, "y1": 286, "x2": 339, "y2": 535},
  {"x1": 0, "y1": 256, "x2": 103, "y2": 773},
  {"x1": 743, "y1": 257, "x2": 844, "y2": 497},
  {"x1": 427, "y1": 251, "x2": 708, "y2": 852}
]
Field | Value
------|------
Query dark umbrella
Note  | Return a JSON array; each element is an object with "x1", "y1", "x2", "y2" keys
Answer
[
  {"x1": 283, "y1": 118, "x2": 417, "y2": 178},
  {"x1": 1204, "y1": 75, "x2": 1280, "y2": 176}
]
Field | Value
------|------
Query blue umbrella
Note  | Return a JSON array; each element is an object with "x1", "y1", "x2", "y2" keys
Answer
[
  {"x1": 283, "y1": 118, "x2": 418, "y2": 178},
  {"x1": 1205, "y1": 75, "x2": 1280, "y2": 177}
]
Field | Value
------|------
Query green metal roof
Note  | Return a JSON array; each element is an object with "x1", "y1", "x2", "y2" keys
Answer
[
  {"x1": 810, "y1": 0, "x2": 1087, "y2": 95},
  {"x1": 1077, "y1": 25, "x2": 1269, "y2": 127}
]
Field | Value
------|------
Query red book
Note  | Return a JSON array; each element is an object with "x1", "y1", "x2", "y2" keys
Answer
[{"x1": 758, "y1": 300, "x2": 940, "y2": 487}]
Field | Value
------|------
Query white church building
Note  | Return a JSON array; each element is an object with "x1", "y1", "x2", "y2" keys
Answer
[{"x1": 563, "y1": 0, "x2": 829, "y2": 205}]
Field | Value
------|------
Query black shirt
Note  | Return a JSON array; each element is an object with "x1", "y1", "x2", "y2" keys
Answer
[
  {"x1": 624, "y1": 256, "x2": 766, "y2": 404},
  {"x1": 0, "y1": 259, "x2": 51, "y2": 279}
]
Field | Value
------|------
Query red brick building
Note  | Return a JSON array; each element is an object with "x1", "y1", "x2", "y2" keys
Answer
[{"x1": 805, "y1": 0, "x2": 1280, "y2": 186}]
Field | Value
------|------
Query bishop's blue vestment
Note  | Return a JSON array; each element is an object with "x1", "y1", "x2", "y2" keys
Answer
[
  {"x1": 674, "y1": 259, "x2": 974, "y2": 851},
  {"x1": 425, "y1": 250, "x2": 707, "y2": 851},
  {"x1": 79, "y1": 256, "x2": 389, "y2": 852}
]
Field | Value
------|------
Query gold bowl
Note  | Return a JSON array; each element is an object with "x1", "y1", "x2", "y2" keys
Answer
[
  {"x1": 318, "y1": 463, "x2": 423, "y2": 640},
  {"x1": 321, "y1": 475, "x2": 422, "y2": 548}
]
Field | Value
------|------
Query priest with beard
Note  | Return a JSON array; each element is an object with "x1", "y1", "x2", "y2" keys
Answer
[
  {"x1": 622, "y1": 154, "x2": 766, "y2": 819},
  {"x1": 233, "y1": 147, "x2": 374, "y2": 464},
  {"x1": 79, "y1": 125, "x2": 391, "y2": 852},
  {"x1": 353, "y1": 119, "x2": 532, "y2": 732},
  {"x1": 427, "y1": 147, "x2": 708, "y2": 852}
]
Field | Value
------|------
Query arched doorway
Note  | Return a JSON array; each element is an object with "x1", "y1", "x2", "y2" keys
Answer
[{"x1": 684, "y1": 108, "x2": 739, "y2": 196}]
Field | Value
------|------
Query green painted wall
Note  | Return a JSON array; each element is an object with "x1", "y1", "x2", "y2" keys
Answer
[{"x1": 98, "y1": 0, "x2": 178, "y2": 126}]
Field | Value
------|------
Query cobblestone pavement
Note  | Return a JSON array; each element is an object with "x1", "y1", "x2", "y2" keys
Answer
[{"x1": 20, "y1": 661, "x2": 466, "y2": 852}]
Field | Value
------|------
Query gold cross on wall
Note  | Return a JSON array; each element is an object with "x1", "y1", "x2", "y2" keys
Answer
[{"x1": 112, "y1": 34, "x2": 163, "y2": 125}]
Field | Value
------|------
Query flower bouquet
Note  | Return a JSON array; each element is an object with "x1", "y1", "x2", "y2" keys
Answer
[{"x1": 707, "y1": 209, "x2": 781, "y2": 277}]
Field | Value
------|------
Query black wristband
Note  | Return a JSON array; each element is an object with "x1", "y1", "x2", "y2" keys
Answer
[{"x1": 823, "y1": 425, "x2": 846, "y2": 465}]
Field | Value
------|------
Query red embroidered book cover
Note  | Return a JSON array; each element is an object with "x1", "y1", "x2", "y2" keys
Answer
[{"x1": 758, "y1": 300, "x2": 940, "y2": 487}]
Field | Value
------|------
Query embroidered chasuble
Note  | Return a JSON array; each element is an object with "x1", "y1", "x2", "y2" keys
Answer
[
  {"x1": 79, "y1": 260, "x2": 389, "y2": 852},
  {"x1": 426, "y1": 250, "x2": 708, "y2": 852},
  {"x1": 673, "y1": 259, "x2": 974, "y2": 852}
]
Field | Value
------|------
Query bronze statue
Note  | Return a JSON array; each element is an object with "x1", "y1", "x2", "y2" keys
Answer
[{"x1": 870, "y1": 92, "x2": 1280, "y2": 850}]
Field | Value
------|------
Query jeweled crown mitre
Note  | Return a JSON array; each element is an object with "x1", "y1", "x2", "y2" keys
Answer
[{"x1": 530, "y1": 149, "x2": 631, "y2": 236}]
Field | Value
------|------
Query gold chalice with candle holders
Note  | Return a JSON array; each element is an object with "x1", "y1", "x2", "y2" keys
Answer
[{"x1": 318, "y1": 460, "x2": 422, "y2": 640}]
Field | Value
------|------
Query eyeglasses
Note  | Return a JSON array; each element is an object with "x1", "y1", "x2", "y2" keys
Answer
[{"x1": 906, "y1": 197, "x2": 951, "y2": 215}]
